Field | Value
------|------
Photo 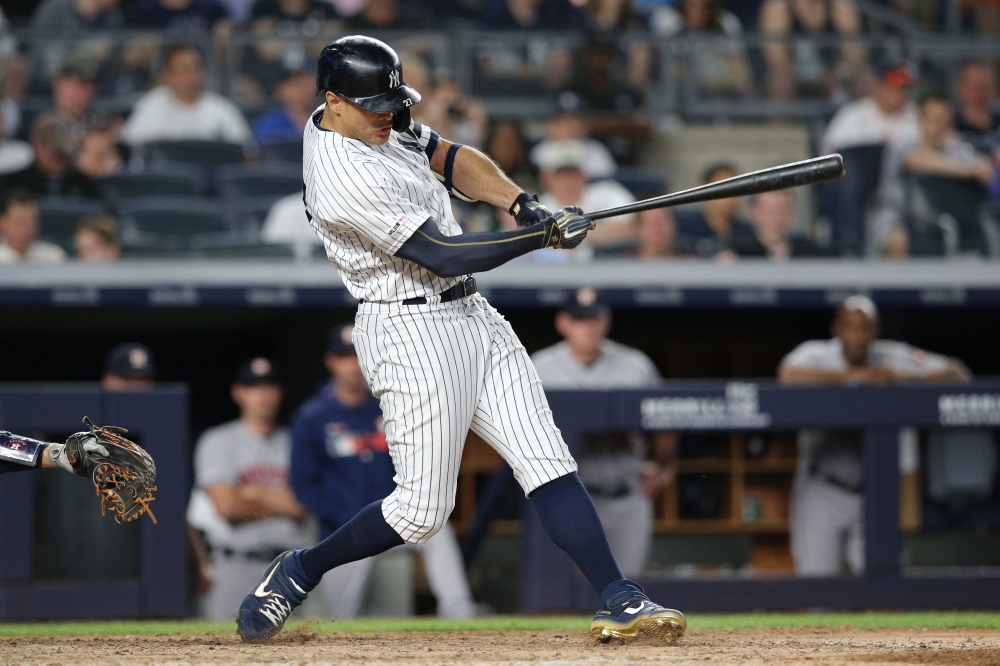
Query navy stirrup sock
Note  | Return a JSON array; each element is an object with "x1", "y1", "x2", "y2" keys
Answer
[
  {"x1": 529, "y1": 472, "x2": 625, "y2": 596},
  {"x1": 299, "y1": 500, "x2": 405, "y2": 581}
]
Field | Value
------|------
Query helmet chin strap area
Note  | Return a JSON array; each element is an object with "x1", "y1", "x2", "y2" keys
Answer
[{"x1": 392, "y1": 107, "x2": 411, "y2": 132}]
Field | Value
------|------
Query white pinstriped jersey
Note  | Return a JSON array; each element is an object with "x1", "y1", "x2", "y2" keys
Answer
[{"x1": 303, "y1": 106, "x2": 467, "y2": 303}]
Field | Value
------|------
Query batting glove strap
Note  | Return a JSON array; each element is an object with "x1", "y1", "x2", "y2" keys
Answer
[
  {"x1": 541, "y1": 207, "x2": 595, "y2": 249},
  {"x1": 509, "y1": 192, "x2": 551, "y2": 229}
]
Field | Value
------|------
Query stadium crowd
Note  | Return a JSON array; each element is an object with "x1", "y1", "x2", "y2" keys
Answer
[{"x1": 0, "y1": 0, "x2": 998, "y2": 263}]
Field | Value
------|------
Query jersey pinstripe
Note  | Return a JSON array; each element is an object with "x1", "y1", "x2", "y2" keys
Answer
[
  {"x1": 303, "y1": 106, "x2": 466, "y2": 303},
  {"x1": 301, "y1": 106, "x2": 577, "y2": 546}
]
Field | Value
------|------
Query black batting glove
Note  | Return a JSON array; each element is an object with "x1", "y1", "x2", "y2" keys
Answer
[
  {"x1": 540, "y1": 206, "x2": 595, "y2": 249},
  {"x1": 509, "y1": 192, "x2": 551, "y2": 229}
]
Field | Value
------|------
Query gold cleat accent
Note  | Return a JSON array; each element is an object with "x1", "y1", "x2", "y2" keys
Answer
[{"x1": 590, "y1": 608, "x2": 687, "y2": 643}]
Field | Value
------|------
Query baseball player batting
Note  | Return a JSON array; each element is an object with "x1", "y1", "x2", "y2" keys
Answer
[{"x1": 236, "y1": 35, "x2": 685, "y2": 644}]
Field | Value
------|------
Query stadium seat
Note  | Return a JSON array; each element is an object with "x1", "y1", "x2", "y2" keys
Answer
[
  {"x1": 119, "y1": 196, "x2": 233, "y2": 250},
  {"x1": 259, "y1": 140, "x2": 303, "y2": 164},
  {"x1": 977, "y1": 201, "x2": 1000, "y2": 259},
  {"x1": 37, "y1": 197, "x2": 110, "y2": 250},
  {"x1": 614, "y1": 166, "x2": 668, "y2": 200},
  {"x1": 99, "y1": 164, "x2": 206, "y2": 203},
  {"x1": 907, "y1": 175, "x2": 987, "y2": 256},
  {"x1": 147, "y1": 141, "x2": 246, "y2": 170},
  {"x1": 231, "y1": 194, "x2": 286, "y2": 235},
  {"x1": 821, "y1": 144, "x2": 884, "y2": 256},
  {"x1": 217, "y1": 163, "x2": 303, "y2": 202}
]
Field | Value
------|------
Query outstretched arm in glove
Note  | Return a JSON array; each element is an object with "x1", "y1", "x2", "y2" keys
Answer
[
  {"x1": 395, "y1": 209, "x2": 595, "y2": 278},
  {"x1": 0, "y1": 430, "x2": 108, "y2": 476}
]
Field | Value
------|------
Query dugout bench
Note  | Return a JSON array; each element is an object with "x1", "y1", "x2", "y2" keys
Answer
[
  {"x1": 524, "y1": 382, "x2": 1000, "y2": 612},
  {"x1": 0, "y1": 384, "x2": 189, "y2": 621}
]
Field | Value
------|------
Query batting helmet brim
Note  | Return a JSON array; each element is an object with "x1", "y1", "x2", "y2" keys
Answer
[{"x1": 347, "y1": 83, "x2": 421, "y2": 114}]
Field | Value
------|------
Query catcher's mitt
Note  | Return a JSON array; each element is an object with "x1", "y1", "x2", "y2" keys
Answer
[{"x1": 66, "y1": 416, "x2": 158, "y2": 524}]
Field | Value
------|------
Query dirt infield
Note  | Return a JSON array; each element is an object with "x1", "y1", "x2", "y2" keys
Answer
[{"x1": 3, "y1": 627, "x2": 1000, "y2": 665}]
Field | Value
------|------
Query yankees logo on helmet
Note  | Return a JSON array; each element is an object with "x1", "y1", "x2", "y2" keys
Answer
[{"x1": 389, "y1": 70, "x2": 400, "y2": 87}]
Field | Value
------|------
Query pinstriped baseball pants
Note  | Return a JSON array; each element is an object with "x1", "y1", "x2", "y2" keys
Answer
[{"x1": 353, "y1": 293, "x2": 577, "y2": 544}]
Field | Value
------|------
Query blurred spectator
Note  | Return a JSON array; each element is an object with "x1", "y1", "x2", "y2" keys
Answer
[
  {"x1": 0, "y1": 189, "x2": 67, "y2": 264},
  {"x1": 0, "y1": 7, "x2": 15, "y2": 60},
  {"x1": 779, "y1": 295, "x2": 970, "y2": 576},
  {"x1": 347, "y1": 0, "x2": 405, "y2": 29},
  {"x1": 415, "y1": 80, "x2": 488, "y2": 150},
  {"x1": 632, "y1": 207, "x2": 677, "y2": 259},
  {"x1": 126, "y1": 0, "x2": 230, "y2": 33},
  {"x1": 536, "y1": 140, "x2": 635, "y2": 256},
  {"x1": 74, "y1": 215, "x2": 121, "y2": 262},
  {"x1": 102, "y1": 342, "x2": 156, "y2": 390},
  {"x1": 736, "y1": 190, "x2": 822, "y2": 259},
  {"x1": 954, "y1": 61, "x2": 1000, "y2": 138},
  {"x1": 250, "y1": 0, "x2": 337, "y2": 27},
  {"x1": 28, "y1": 0, "x2": 124, "y2": 83},
  {"x1": 479, "y1": 0, "x2": 589, "y2": 29},
  {"x1": 31, "y1": 0, "x2": 124, "y2": 31},
  {"x1": 484, "y1": 119, "x2": 535, "y2": 191},
  {"x1": 261, "y1": 192, "x2": 318, "y2": 248},
  {"x1": 532, "y1": 288, "x2": 676, "y2": 578},
  {"x1": 122, "y1": 45, "x2": 252, "y2": 146},
  {"x1": 822, "y1": 63, "x2": 919, "y2": 256},
  {"x1": 650, "y1": 0, "x2": 753, "y2": 97},
  {"x1": 50, "y1": 61, "x2": 98, "y2": 137},
  {"x1": 905, "y1": 94, "x2": 996, "y2": 186},
  {"x1": 292, "y1": 325, "x2": 477, "y2": 618},
  {"x1": 674, "y1": 163, "x2": 754, "y2": 260},
  {"x1": 252, "y1": 66, "x2": 316, "y2": 144},
  {"x1": 530, "y1": 91, "x2": 616, "y2": 181},
  {"x1": 760, "y1": 0, "x2": 867, "y2": 101},
  {"x1": 1, "y1": 54, "x2": 30, "y2": 139},
  {"x1": 0, "y1": 112, "x2": 32, "y2": 176},
  {"x1": 75, "y1": 123, "x2": 124, "y2": 180},
  {"x1": 1, "y1": 114, "x2": 100, "y2": 198},
  {"x1": 585, "y1": 0, "x2": 641, "y2": 29},
  {"x1": 190, "y1": 358, "x2": 312, "y2": 621}
]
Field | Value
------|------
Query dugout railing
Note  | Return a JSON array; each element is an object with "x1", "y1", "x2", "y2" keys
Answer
[
  {"x1": 0, "y1": 384, "x2": 189, "y2": 621},
  {"x1": 525, "y1": 381, "x2": 1000, "y2": 612}
]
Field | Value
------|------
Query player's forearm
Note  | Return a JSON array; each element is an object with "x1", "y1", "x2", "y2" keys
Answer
[
  {"x1": 908, "y1": 360, "x2": 972, "y2": 383},
  {"x1": 0, "y1": 431, "x2": 51, "y2": 473},
  {"x1": 778, "y1": 367, "x2": 850, "y2": 384},
  {"x1": 396, "y1": 218, "x2": 545, "y2": 277},
  {"x1": 206, "y1": 485, "x2": 282, "y2": 521},
  {"x1": 243, "y1": 485, "x2": 309, "y2": 519},
  {"x1": 433, "y1": 138, "x2": 521, "y2": 210}
]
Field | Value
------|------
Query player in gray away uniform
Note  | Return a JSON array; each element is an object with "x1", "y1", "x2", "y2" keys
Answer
[
  {"x1": 191, "y1": 358, "x2": 314, "y2": 620},
  {"x1": 236, "y1": 35, "x2": 684, "y2": 644},
  {"x1": 532, "y1": 288, "x2": 676, "y2": 578},
  {"x1": 779, "y1": 295, "x2": 971, "y2": 575}
]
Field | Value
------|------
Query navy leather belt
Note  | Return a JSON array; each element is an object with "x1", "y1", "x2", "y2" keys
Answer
[{"x1": 403, "y1": 277, "x2": 477, "y2": 305}]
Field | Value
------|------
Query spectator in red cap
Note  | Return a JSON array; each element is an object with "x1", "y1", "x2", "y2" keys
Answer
[{"x1": 822, "y1": 63, "x2": 920, "y2": 257}]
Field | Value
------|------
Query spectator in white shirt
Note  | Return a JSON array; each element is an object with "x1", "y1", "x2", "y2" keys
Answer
[
  {"x1": 530, "y1": 91, "x2": 617, "y2": 181},
  {"x1": 822, "y1": 63, "x2": 920, "y2": 255},
  {"x1": 260, "y1": 191, "x2": 318, "y2": 259},
  {"x1": 0, "y1": 189, "x2": 66, "y2": 264},
  {"x1": 122, "y1": 45, "x2": 252, "y2": 147},
  {"x1": 536, "y1": 139, "x2": 635, "y2": 259},
  {"x1": 0, "y1": 111, "x2": 32, "y2": 176}
]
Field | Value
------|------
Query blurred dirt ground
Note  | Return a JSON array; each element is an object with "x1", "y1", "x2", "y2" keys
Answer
[{"x1": 3, "y1": 627, "x2": 1000, "y2": 665}]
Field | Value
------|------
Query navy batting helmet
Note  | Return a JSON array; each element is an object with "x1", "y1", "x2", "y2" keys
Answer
[{"x1": 316, "y1": 35, "x2": 421, "y2": 131}]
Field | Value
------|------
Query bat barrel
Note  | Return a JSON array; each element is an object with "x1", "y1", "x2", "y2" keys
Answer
[{"x1": 587, "y1": 154, "x2": 845, "y2": 221}]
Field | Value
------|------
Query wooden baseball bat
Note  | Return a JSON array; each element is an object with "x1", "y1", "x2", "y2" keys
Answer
[{"x1": 586, "y1": 154, "x2": 845, "y2": 221}]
